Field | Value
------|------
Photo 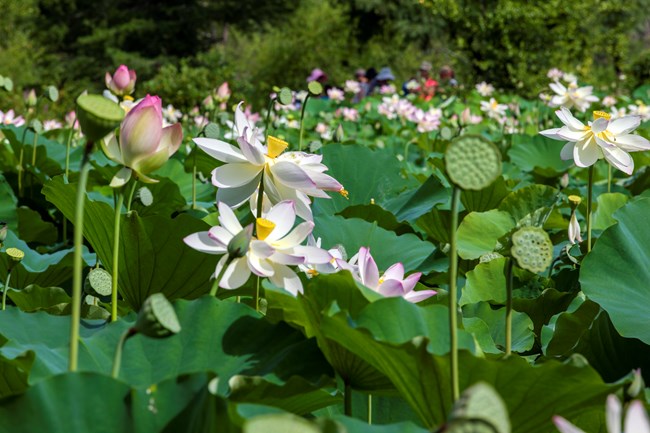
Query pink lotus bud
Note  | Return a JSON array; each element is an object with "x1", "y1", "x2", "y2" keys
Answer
[
  {"x1": 101, "y1": 95, "x2": 182, "y2": 186},
  {"x1": 105, "y1": 65, "x2": 137, "y2": 96},
  {"x1": 461, "y1": 107, "x2": 471, "y2": 124},
  {"x1": 216, "y1": 82, "x2": 230, "y2": 102}
]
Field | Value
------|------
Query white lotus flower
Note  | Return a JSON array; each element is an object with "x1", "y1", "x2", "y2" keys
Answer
[
  {"x1": 568, "y1": 212, "x2": 582, "y2": 245},
  {"x1": 183, "y1": 201, "x2": 331, "y2": 295},
  {"x1": 480, "y1": 98, "x2": 508, "y2": 119},
  {"x1": 297, "y1": 235, "x2": 343, "y2": 277},
  {"x1": 475, "y1": 81, "x2": 495, "y2": 97},
  {"x1": 549, "y1": 80, "x2": 598, "y2": 112},
  {"x1": 337, "y1": 247, "x2": 436, "y2": 303},
  {"x1": 554, "y1": 394, "x2": 650, "y2": 433},
  {"x1": 194, "y1": 103, "x2": 346, "y2": 221},
  {"x1": 540, "y1": 107, "x2": 650, "y2": 175},
  {"x1": 344, "y1": 80, "x2": 362, "y2": 94},
  {"x1": 547, "y1": 68, "x2": 564, "y2": 80}
]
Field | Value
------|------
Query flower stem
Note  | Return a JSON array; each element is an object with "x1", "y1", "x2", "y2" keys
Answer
[
  {"x1": 111, "y1": 328, "x2": 137, "y2": 378},
  {"x1": 17, "y1": 127, "x2": 28, "y2": 197},
  {"x1": 505, "y1": 258, "x2": 514, "y2": 357},
  {"x1": 367, "y1": 394, "x2": 372, "y2": 424},
  {"x1": 29, "y1": 130, "x2": 38, "y2": 198},
  {"x1": 126, "y1": 180, "x2": 138, "y2": 213},
  {"x1": 448, "y1": 186, "x2": 461, "y2": 402},
  {"x1": 210, "y1": 256, "x2": 232, "y2": 297},
  {"x1": 2, "y1": 270, "x2": 12, "y2": 311},
  {"x1": 111, "y1": 189, "x2": 125, "y2": 322},
  {"x1": 62, "y1": 128, "x2": 75, "y2": 242},
  {"x1": 264, "y1": 97, "x2": 276, "y2": 139},
  {"x1": 70, "y1": 142, "x2": 93, "y2": 372},
  {"x1": 344, "y1": 381, "x2": 352, "y2": 417},
  {"x1": 192, "y1": 152, "x2": 197, "y2": 210},
  {"x1": 299, "y1": 94, "x2": 311, "y2": 152},
  {"x1": 607, "y1": 164, "x2": 612, "y2": 193},
  {"x1": 256, "y1": 172, "x2": 265, "y2": 219},
  {"x1": 586, "y1": 165, "x2": 594, "y2": 252}
]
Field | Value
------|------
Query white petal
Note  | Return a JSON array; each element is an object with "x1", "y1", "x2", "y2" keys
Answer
[
  {"x1": 217, "y1": 256, "x2": 251, "y2": 289},
  {"x1": 269, "y1": 251, "x2": 305, "y2": 265},
  {"x1": 272, "y1": 221, "x2": 314, "y2": 249},
  {"x1": 606, "y1": 395, "x2": 622, "y2": 433},
  {"x1": 234, "y1": 102, "x2": 249, "y2": 136},
  {"x1": 552, "y1": 416, "x2": 586, "y2": 433},
  {"x1": 403, "y1": 289, "x2": 437, "y2": 303},
  {"x1": 573, "y1": 140, "x2": 601, "y2": 167},
  {"x1": 250, "y1": 240, "x2": 274, "y2": 259},
  {"x1": 216, "y1": 180, "x2": 260, "y2": 208},
  {"x1": 624, "y1": 401, "x2": 650, "y2": 433},
  {"x1": 183, "y1": 232, "x2": 227, "y2": 254},
  {"x1": 540, "y1": 128, "x2": 564, "y2": 140},
  {"x1": 194, "y1": 137, "x2": 246, "y2": 163},
  {"x1": 248, "y1": 253, "x2": 275, "y2": 277},
  {"x1": 212, "y1": 163, "x2": 263, "y2": 188},
  {"x1": 557, "y1": 127, "x2": 589, "y2": 142},
  {"x1": 550, "y1": 82, "x2": 567, "y2": 95},
  {"x1": 602, "y1": 146, "x2": 633, "y2": 175},
  {"x1": 591, "y1": 118, "x2": 609, "y2": 134},
  {"x1": 110, "y1": 167, "x2": 132, "y2": 188},
  {"x1": 291, "y1": 246, "x2": 332, "y2": 264},
  {"x1": 358, "y1": 247, "x2": 379, "y2": 289},
  {"x1": 382, "y1": 263, "x2": 405, "y2": 281},
  {"x1": 237, "y1": 132, "x2": 266, "y2": 165},
  {"x1": 100, "y1": 133, "x2": 124, "y2": 164},
  {"x1": 270, "y1": 161, "x2": 318, "y2": 190},
  {"x1": 265, "y1": 200, "x2": 297, "y2": 241},
  {"x1": 608, "y1": 116, "x2": 641, "y2": 135},
  {"x1": 613, "y1": 133, "x2": 650, "y2": 151},
  {"x1": 556, "y1": 107, "x2": 584, "y2": 130},
  {"x1": 560, "y1": 142, "x2": 575, "y2": 160},
  {"x1": 217, "y1": 202, "x2": 244, "y2": 235},
  {"x1": 207, "y1": 226, "x2": 233, "y2": 248},
  {"x1": 268, "y1": 264, "x2": 303, "y2": 296}
]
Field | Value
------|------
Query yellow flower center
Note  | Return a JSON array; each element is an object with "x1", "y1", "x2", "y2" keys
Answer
[
  {"x1": 256, "y1": 218, "x2": 276, "y2": 241},
  {"x1": 593, "y1": 110, "x2": 611, "y2": 120},
  {"x1": 267, "y1": 136, "x2": 288, "y2": 158},
  {"x1": 378, "y1": 278, "x2": 385, "y2": 285},
  {"x1": 123, "y1": 95, "x2": 134, "y2": 102},
  {"x1": 339, "y1": 188, "x2": 349, "y2": 199},
  {"x1": 307, "y1": 269, "x2": 319, "y2": 276}
]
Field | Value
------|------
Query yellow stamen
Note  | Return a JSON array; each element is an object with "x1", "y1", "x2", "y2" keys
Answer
[
  {"x1": 307, "y1": 269, "x2": 319, "y2": 276},
  {"x1": 256, "y1": 218, "x2": 276, "y2": 241},
  {"x1": 267, "y1": 136, "x2": 289, "y2": 158},
  {"x1": 370, "y1": 198, "x2": 375, "y2": 205},
  {"x1": 123, "y1": 95, "x2": 134, "y2": 102},
  {"x1": 339, "y1": 188, "x2": 349, "y2": 199},
  {"x1": 378, "y1": 278, "x2": 385, "y2": 285},
  {"x1": 593, "y1": 110, "x2": 611, "y2": 120}
]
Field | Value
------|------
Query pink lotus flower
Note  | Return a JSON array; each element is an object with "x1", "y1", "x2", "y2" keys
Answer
[
  {"x1": 216, "y1": 82, "x2": 231, "y2": 102},
  {"x1": 105, "y1": 65, "x2": 137, "y2": 96},
  {"x1": 339, "y1": 247, "x2": 436, "y2": 303},
  {"x1": 101, "y1": 95, "x2": 183, "y2": 186},
  {"x1": 0, "y1": 109, "x2": 25, "y2": 127}
]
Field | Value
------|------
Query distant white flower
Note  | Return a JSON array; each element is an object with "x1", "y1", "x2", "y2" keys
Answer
[
  {"x1": 43, "y1": 120, "x2": 63, "y2": 131},
  {"x1": 315, "y1": 122, "x2": 331, "y2": 140},
  {"x1": 344, "y1": 80, "x2": 362, "y2": 94},
  {"x1": 602, "y1": 96, "x2": 617, "y2": 108},
  {"x1": 341, "y1": 107, "x2": 359, "y2": 122},
  {"x1": 540, "y1": 107, "x2": 650, "y2": 175},
  {"x1": 480, "y1": 98, "x2": 508, "y2": 119},
  {"x1": 627, "y1": 102, "x2": 650, "y2": 121},
  {"x1": 475, "y1": 81, "x2": 495, "y2": 97},
  {"x1": 549, "y1": 80, "x2": 599, "y2": 112},
  {"x1": 163, "y1": 104, "x2": 183, "y2": 124},
  {"x1": 327, "y1": 87, "x2": 345, "y2": 102},
  {"x1": 547, "y1": 68, "x2": 564, "y2": 80},
  {"x1": 563, "y1": 73, "x2": 577, "y2": 83},
  {"x1": 553, "y1": 394, "x2": 649, "y2": 433},
  {"x1": 298, "y1": 235, "x2": 343, "y2": 277}
]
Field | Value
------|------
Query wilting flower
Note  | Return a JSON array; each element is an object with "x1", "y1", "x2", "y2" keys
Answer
[
  {"x1": 344, "y1": 80, "x2": 362, "y2": 94},
  {"x1": 549, "y1": 80, "x2": 598, "y2": 112},
  {"x1": 194, "y1": 103, "x2": 345, "y2": 221},
  {"x1": 547, "y1": 68, "x2": 564, "y2": 80},
  {"x1": 567, "y1": 195, "x2": 582, "y2": 245},
  {"x1": 540, "y1": 107, "x2": 650, "y2": 175},
  {"x1": 101, "y1": 95, "x2": 183, "y2": 186},
  {"x1": 480, "y1": 98, "x2": 508, "y2": 119},
  {"x1": 339, "y1": 247, "x2": 435, "y2": 303},
  {"x1": 0, "y1": 109, "x2": 25, "y2": 127},
  {"x1": 105, "y1": 65, "x2": 137, "y2": 97},
  {"x1": 184, "y1": 201, "x2": 330, "y2": 295},
  {"x1": 327, "y1": 87, "x2": 345, "y2": 102},
  {"x1": 475, "y1": 81, "x2": 495, "y2": 97},
  {"x1": 553, "y1": 394, "x2": 649, "y2": 433}
]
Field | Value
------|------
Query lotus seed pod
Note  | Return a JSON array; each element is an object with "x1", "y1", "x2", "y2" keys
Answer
[
  {"x1": 135, "y1": 293, "x2": 181, "y2": 339},
  {"x1": 227, "y1": 224, "x2": 253, "y2": 259},
  {"x1": 278, "y1": 87, "x2": 293, "y2": 105},
  {"x1": 307, "y1": 81, "x2": 323, "y2": 96},
  {"x1": 137, "y1": 187, "x2": 154, "y2": 207},
  {"x1": 84, "y1": 268, "x2": 113, "y2": 297},
  {"x1": 5, "y1": 247, "x2": 24, "y2": 263},
  {"x1": 445, "y1": 135, "x2": 502, "y2": 190},
  {"x1": 511, "y1": 226, "x2": 553, "y2": 274},
  {"x1": 76, "y1": 94, "x2": 125, "y2": 142},
  {"x1": 568, "y1": 194, "x2": 581, "y2": 210}
]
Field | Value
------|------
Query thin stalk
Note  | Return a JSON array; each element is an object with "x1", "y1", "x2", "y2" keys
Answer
[
  {"x1": 62, "y1": 128, "x2": 75, "y2": 242},
  {"x1": 586, "y1": 165, "x2": 594, "y2": 252},
  {"x1": 126, "y1": 180, "x2": 138, "y2": 213},
  {"x1": 256, "y1": 172, "x2": 265, "y2": 219},
  {"x1": 367, "y1": 394, "x2": 372, "y2": 424},
  {"x1": 192, "y1": 153, "x2": 197, "y2": 209},
  {"x1": 254, "y1": 276, "x2": 261, "y2": 313},
  {"x1": 264, "y1": 97, "x2": 275, "y2": 138},
  {"x1": 505, "y1": 258, "x2": 514, "y2": 357},
  {"x1": 69, "y1": 143, "x2": 93, "y2": 372},
  {"x1": 344, "y1": 381, "x2": 352, "y2": 417},
  {"x1": 2, "y1": 270, "x2": 12, "y2": 310},
  {"x1": 111, "y1": 328, "x2": 137, "y2": 378},
  {"x1": 17, "y1": 127, "x2": 28, "y2": 197},
  {"x1": 111, "y1": 189, "x2": 125, "y2": 322},
  {"x1": 29, "y1": 131, "x2": 38, "y2": 198},
  {"x1": 298, "y1": 94, "x2": 311, "y2": 151},
  {"x1": 607, "y1": 164, "x2": 612, "y2": 193},
  {"x1": 210, "y1": 256, "x2": 232, "y2": 297},
  {"x1": 448, "y1": 186, "x2": 461, "y2": 402}
]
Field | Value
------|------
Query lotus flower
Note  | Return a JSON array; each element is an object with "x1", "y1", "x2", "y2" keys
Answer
[
  {"x1": 101, "y1": 95, "x2": 182, "y2": 186},
  {"x1": 105, "y1": 65, "x2": 137, "y2": 96},
  {"x1": 554, "y1": 394, "x2": 650, "y2": 433},
  {"x1": 184, "y1": 201, "x2": 331, "y2": 295}
]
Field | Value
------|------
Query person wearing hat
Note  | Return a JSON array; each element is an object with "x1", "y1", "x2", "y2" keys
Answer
[
  {"x1": 307, "y1": 68, "x2": 328, "y2": 84},
  {"x1": 438, "y1": 65, "x2": 458, "y2": 94},
  {"x1": 366, "y1": 67, "x2": 395, "y2": 96},
  {"x1": 403, "y1": 60, "x2": 435, "y2": 96}
]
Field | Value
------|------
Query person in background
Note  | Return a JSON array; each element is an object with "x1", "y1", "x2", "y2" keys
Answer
[
  {"x1": 403, "y1": 61, "x2": 433, "y2": 95},
  {"x1": 366, "y1": 67, "x2": 395, "y2": 95},
  {"x1": 307, "y1": 68, "x2": 328, "y2": 85},
  {"x1": 357, "y1": 67, "x2": 377, "y2": 101},
  {"x1": 439, "y1": 65, "x2": 458, "y2": 94},
  {"x1": 420, "y1": 78, "x2": 438, "y2": 102}
]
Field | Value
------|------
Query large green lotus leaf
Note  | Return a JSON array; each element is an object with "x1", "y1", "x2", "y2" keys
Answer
[
  {"x1": 498, "y1": 184, "x2": 559, "y2": 225},
  {"x1": 338, "y1": 204, "x2": 415, "y2": 236},
  {"x1": 0, "y1": 175, "x2": 17, "y2": 230},
  {"x1": 312, "y1": 215, "x2": 436, "y2": 273},
  {"x1": 320, "y1": 310, "x2": 618, "y2": 432},
  {"x1": 314, "y1": 144, "x2": 418, "y2": 215},
  {"x1": 591, "y1": 192, "x2": 628, "y2": 231},
  {"x1": 0, "y1": 351, "x2": 33, "y2": 399},
  {"x1": 0, "y1": 230, "x2": 86, "y2": 289},
  {"x1": 331, "y1": 417, "x2": 427, "y2": 433},
  {"x1": 0, "y1": 371, "x2": 211, "y2": 433},
  {"x1": 457, "y1": 210, "x2": 514, "y2": 260},
  {"x1": 463, "y1": 302, "x2": 534, "y2": 353},
  {"x1": 459, "y1": 258, "x2": 506, "y2": 306},
  {"x1": 580, "y1": 198, "x2": 650, "y2": 344},
  {"x1": 461, "y1": 176, "x2": 510, "y2": 213},
  {"x1": 0, "y1": 297, "x2": 332, "y2": 393},
  {"x1": 16, "y1": 206, "x2": 58, "y2": 245},
  {"x1": 513, "y1": 288, "x2": 575, "y2": 337},
  {"x1": 0, "y1": 126, "x2": 65, "y2": 178},
  {"x1": 129, "y1": 177, "x2": 188, "y2": 217},
  {"x1": 6, "y1": 285, "x2": 70, "y2": 312},
  {"x1": 153, "y1": 158, "x2": 215, "y2": 206},
  {"x1": 416, "y1": 208, "x2": 452, "y2": 244},
  {"x1": 382, "y1": 175, "x2": 448, "y2": 222},
  {"x1": 43, "y1": 175, "x2": 214, "y2": 309},
  {"x1": 243, "y1": 413, "x2": 428, "y2": 433},
  {"x1": 543, "y1": 296, "x2": 650, "y2": 383},
  {"x1": 507, "y1": 134, "x2": 573, "y2": 175}
]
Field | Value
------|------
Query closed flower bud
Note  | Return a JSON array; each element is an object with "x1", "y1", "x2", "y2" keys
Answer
[
  {"x1": 134, "y1": 293, "x2": 181, "y2": 339},
  {"x1": 227, "y1": 224, "x2": 253, "y2": 259},
  {"x1": 105, "y1": 65, "x2": 137, "y2": 96}
]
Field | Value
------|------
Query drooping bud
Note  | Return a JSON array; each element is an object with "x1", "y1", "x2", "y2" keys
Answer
[
  {"x1": 627, "y1": 368, "x2": 645, "y2": 398},
  {"x1": 227, "y1": 224, "x2": 253, "y2": 259},
  {"x1": 134, "y1": 293, "x2": 181, "y2": 339},
  {"x1": 25, "y1": 89, "x2": 37, "y2": 107}
]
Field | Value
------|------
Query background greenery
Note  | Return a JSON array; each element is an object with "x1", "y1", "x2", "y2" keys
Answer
[{"x1": 1, "y1": 0, "x2": 649, "y2": 114}]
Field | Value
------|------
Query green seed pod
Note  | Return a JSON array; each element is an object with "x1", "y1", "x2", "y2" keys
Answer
[
  {"x1": 479, "y1": 251, "x2": 504, "y2": 263},
  {"x1": 134, "y1": 293, "x2": 181, "y2": 339},
  {"x1": 6, "y1": 247, "x2": 24, "y2": 263},
  {"x1": 447, "y1": 382, "x2": 510, "y2": 433},
  {"x1": 204, "y1": 122, "x2": 220, "y2": 139},
  {"x1": 76, "y1": 94, "x2": 125, "y2": 142},
  {"x1": 84, "y1": 268, "x2": 113, "y2": 297},
  {"x1": 307, "y1": 81, "x2": 323, "y2": 96},
  {"x1": 278, "y1": 87, "x2": 293, "y2": 105},
  {"x1": 511, "y1": 226, "x2": 553, "y2": 274},
  {"x1": 445, "y1": 135, "x2": 502, "y2": 191}
]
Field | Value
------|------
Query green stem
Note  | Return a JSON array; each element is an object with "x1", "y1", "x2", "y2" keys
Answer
[
  {"x1": 126, "y1": 180, "x2": 138, "y2": 213},
  {"x1": 367, "y1": 394, "x2": 372, "y2": 424},
  {"x1": 254, "y1": 276, "x2": 260, "y2": 313},
  {"x1": 70, "y1": 143, "x2": 93, "y2": 372},
  {"x1": 344, "y1": 381, "x2": 352, "y2": 417},
  {"x1": 111, "y1": 189, "x2": 125, "y2": 322},
  {"x1": 192, "y1": 151, "x2": 197, "y2": 210},
  {"x1": 607, "y1": 163, "x2": 612, "y2": 193},
  {"x1": 448, "y1": 186, "x2": 461, "y2": 402},
  {"x1": 210, "y1": 256, "x2": 232, "y2": 297},
  {"x1": 62, "y1": 128, "x2": 75, "y2": 243},
  {"x1": 29, "y1": 131, "x2": 38, "y2": 198},
  {"x1": 2, "y1": 270, "x2": 12, "y2": 311},
  {"x1": 299, "y1": 94, "x2": 311, "y2": 152},
  {"x1": 505, "y1": 258, "x2": 514, "y2": 357},
  {"x1": 256, "y1": 172, "x2": 265, "y2": 219},
  {"x1": 17, "y1": 127, "x2": 28, "y2": 197},
  {"x1": 586, "y1": 165, "x2": 594, "y2": 252},
  {"x1": 264, "y1": 97, "x2": 276, "y2": 139},
  {"x1": 111, "y1": 328, "x2": 137, "y2": 378}
]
